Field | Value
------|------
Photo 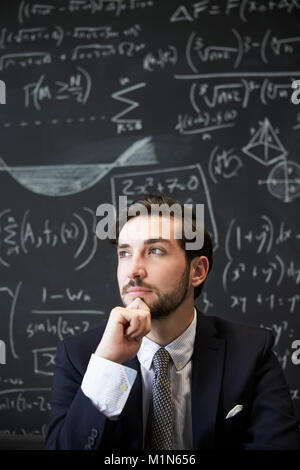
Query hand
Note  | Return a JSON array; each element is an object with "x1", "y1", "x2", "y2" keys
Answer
[{"x1": 94, "y1": 297, "x2": 151, "y2": 364}]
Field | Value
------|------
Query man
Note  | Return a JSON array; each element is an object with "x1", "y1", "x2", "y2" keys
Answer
[{"x1": 45, "y1": 194, "x2": 300, "y2": 450}]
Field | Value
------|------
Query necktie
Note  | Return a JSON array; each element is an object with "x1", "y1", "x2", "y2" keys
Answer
[{"x1": 144, "y1": 348, "x2": 173, "y2": 450}]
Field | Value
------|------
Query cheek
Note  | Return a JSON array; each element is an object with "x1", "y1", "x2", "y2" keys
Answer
[
  {"x1": 117, "y1": 261, "x2": 133, "y2": 288},
  {"x1": 117, "y1": 264, "x2": 125, "y2": 286},
  {"x1": 154, "y1": 261, "x2": 187, "y2": 285}
]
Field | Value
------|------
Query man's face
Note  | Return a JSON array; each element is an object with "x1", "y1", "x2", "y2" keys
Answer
[{"x1": 117, "y1": 214, "x2": 192, "y2": 320}]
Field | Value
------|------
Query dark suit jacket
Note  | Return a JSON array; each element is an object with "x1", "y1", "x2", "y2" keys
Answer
[{"x1": 44, "y1": 309, "x2": 300, "y2": 450}]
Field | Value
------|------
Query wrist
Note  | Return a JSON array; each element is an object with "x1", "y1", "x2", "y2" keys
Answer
[{"x1": 94, "y1": 348, "x2": 123, "y2": 364}]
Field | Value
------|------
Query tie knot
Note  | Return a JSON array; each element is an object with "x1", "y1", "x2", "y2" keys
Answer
[{"x1": 152, "y1": 348, "x2": 170, "y2": 376}]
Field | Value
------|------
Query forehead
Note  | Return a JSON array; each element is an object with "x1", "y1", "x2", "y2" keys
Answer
[{"x1": 118, "y1": 215, "x2": 183, "y2": 246}]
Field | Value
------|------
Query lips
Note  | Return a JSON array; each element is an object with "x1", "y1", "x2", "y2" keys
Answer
[{"x1": 126, "y1": 288, "x2": 152, "y2": 295}]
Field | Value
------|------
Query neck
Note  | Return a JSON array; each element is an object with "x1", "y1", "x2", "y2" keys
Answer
[{"x1": 146, "y1": 294, "x2": 195, "y2": 346}]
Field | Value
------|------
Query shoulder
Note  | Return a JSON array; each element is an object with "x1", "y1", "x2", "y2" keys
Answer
[
  {"x1": 215, "y1": 315, "x2": 273, "y2": 346},
  {"x1": 197, "y1": 309, "x2": 274, "y2": 358}
]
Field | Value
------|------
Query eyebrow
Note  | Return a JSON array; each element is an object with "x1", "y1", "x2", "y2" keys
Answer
[{"x1": 117, "y1": 238, "x2": 172, "y2": 249}]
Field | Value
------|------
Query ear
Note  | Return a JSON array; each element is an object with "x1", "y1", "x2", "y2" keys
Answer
[{"x1": 190, "y1": 256, "x2": 209, "y2": 289}]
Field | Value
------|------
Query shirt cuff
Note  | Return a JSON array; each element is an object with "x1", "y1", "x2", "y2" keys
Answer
[{"x1": 81, "y1": 353, "x2": 137, "y2": 419}]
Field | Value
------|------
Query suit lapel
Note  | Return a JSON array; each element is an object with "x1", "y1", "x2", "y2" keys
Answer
[{"x1": 192, "y1": 310, "x2": 226, "y2": 450}]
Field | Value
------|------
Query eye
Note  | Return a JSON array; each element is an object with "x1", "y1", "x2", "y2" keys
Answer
[
  {"x1": 118, "y1": 250, "x2": 130, "y2": 258},
  {"x1": 150, "y1": 247, "x2": 164, "y2": 255}
]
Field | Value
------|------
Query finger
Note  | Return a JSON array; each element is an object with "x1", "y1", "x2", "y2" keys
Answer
[
  {"x1": 124, "y1": 313, "x2": 145, "y2": 338},
  {"x1": 113, "y1": 303, "x2": 148, "y2": 328},
  {"x1": 127, "y1": 297, "x2": 150, "y2": 312},
  {"x1": 126, "y1": 309, "x2": 151, "y2": 339},
  {"x1": 126, "y1": 311, "x2": 151, "y2": 339},
  {"x1": 128, "y1": 320, "x2": 151, "y2": 341},
  {"x1": 145, "y1": 312, "x2": 151, "y2": 335}
]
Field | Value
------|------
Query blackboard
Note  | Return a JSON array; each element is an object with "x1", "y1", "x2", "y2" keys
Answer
[{"x1": 0, "y1": 0, "x2": 299, "y2": 439}]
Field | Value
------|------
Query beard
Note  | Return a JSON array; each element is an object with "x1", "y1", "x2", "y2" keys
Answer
[{"x1": 121, "y1": 261, "x2": 191, "y2": 320}]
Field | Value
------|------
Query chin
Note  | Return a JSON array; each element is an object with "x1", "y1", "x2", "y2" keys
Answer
[{"x1": 150, "y1": 310, "x2": 173, "y2": 320}]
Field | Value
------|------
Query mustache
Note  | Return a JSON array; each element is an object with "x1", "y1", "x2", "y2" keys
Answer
[{"x1": 122, "y1": 278, "x2": 154, "y2": 294}]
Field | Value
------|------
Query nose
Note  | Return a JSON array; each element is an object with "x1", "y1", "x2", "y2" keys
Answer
[{"x1": 127, "y1": 253, "x2": 147, "y2": 280}]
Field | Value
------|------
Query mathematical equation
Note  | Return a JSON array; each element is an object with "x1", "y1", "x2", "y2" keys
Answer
[
  {"x1": 225, "y1": 216, "x2": 300, "y2": 257},
  {"x1": 223, "y1": 215, "x2": 300, "y2": 313},
  {"x1": 23, "y1": 68, "x2": 92, "y2": 110},
  {"x1": 0, "y1": 42, "x2": 146, "y2": 72},
  {"x1": 186, "y1": 78, "x2": 294, "y2": 109},
  {"x1": 169, "y1": 1, "x2": 300, "y2": 24},
  {"x1": 0, "y1": 24, "x2": 142, "y2": 48},
  {"x1": 111, "y1": 163, "x2": 219, "y2": 248},
  {"x1": 185, "y1": 29, "x2": 300, "y2": 72},
  {"x1": 0, "y1": 389, "x2": 51, "y2": 414},
  {"x1": 173, "y1": 76, "x2": 299, "y2": 137},
  {"x1": 224, "y1": 257, "x2": 300, "y2": 290},
  {"x1": 143, "y1": 46, "x2": 178, "y2": 71},
  {"x1": 18, "y1": 0, "x2": 154, "y2": 23},
  {"x1": 229, "y1": 292, "x2": 300, "y2": 314},
  {"x1": 0, "y1": 387, "x2": 51, "y2": 434},
  {"x1": 0, "y1": 207, "x2": 97, "y2": 271},
  {"x1": 114, "y1": 169, "x2": 201, "y2": 197},
  {"x1": 0, "y1": 0, "x2": 299, "y2": 141},
  {"x1": 175, "y1": 108, "x2": 237, "y2": 136},
  {"x1": 0, "y1": 281, "x2": 104, "y2": 375}
]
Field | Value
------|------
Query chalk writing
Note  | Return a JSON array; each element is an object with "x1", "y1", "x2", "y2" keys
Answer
[
  {"x1": 17, "y1": 0, "x2": 154, "y2": 23},
  {"x1": 111, "y1": 82, "x2": 146, "y2": 134},
  {"x1": 0, "y1": 388, "x2": 51, "y2": 413},
  {"x1": 170, "y1": 1, "x2": 300, "y2": 24},
  {"x1": 143, "y1": 46, "x2": 178, "y2": 71},
  {"x1": 0, "y1": 137, "x2": 156, "y2": 196},
  {"x1": 0, "y1": 0, "x2": 299, "y2": 436},
  {"x1": 110, "y1": 164, "x2": 219, "y2": 249},
  {"x1": 208, "y1": 146, "x2": 243, "y2": 183},
  {"x1": 0, "y1": 208, "x2": 97, "y2": 270},
  {"x1": 23, "y1": 68, "x2": 91, "y2": 110}
]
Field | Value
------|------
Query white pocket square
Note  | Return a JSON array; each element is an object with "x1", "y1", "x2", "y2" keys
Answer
[{"x1": 225, "y1": 404, "x2": 243, "y2": 419}]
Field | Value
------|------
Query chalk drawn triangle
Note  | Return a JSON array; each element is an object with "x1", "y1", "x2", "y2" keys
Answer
[
  {"x1": 242, "y1": 118, "x2": 287, "y2": 166},
  {"x1": 170, "y1": 5, "x2": 193, "y2": 22}
]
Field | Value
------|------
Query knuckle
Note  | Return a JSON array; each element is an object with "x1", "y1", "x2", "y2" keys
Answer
[
  {"x1": 137, "y1": 311, "x2": 149, "y2": 323},
  {"x1": 139, "y1": 309, "x2": 149, "y2": 317},
  {"x1": 110, "y1": 307, "x2": 119, "y2": 316},
  {"x1": 110, "y1": 307, "x2": 123, "y2": 318},
  {"x1": 134, "y1": 313, "x2": 143, "y2": 323}
]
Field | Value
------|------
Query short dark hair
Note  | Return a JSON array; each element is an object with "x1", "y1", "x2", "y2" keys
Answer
[{"x1": 111, "y1": 193, "x2": 213, "y2": 299}]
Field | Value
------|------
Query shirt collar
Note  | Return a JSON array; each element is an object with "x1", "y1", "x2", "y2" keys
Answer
[{"x1": 137, "y1": 308, "x2": 197, "y2": 371}]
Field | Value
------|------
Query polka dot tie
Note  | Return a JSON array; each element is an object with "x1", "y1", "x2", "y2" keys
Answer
[{"x1": 144, "y1": 348, "x2": 173, "y2": 450}]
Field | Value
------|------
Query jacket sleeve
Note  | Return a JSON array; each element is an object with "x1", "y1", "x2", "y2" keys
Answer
[
  {"x1": 44, "y1": 340, "x2": 109, "y2": 450},
  {"x1": 81, "y1": 354, "x2": 137, "y2": 419},
  {"x1": 244, "y1": 329, "x2": 300, "y2": 450}
]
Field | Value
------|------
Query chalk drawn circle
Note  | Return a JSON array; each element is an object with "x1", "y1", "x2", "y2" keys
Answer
[{"x1": 267, "y1": 160, "x2": 300, "y2": 203}]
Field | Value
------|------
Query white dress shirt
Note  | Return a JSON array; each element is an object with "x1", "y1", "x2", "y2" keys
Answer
[{"x1": 81, "y1": 308, "x2": 197, "y2": 450}]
